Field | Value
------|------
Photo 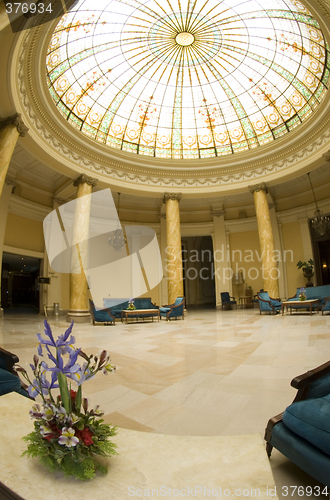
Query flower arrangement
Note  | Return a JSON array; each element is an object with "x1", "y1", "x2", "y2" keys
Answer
[
  {"x1": 16, "y1": 320, "x2": 118, "y2": 480},
  {"x1": 299, "y1": 287, "x2": 307, "y2": 301},
  {"x1": 127, "y1": 298, "x2": 136, "y2": 310}
]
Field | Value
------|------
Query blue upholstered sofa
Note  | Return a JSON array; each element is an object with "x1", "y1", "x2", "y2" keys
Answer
[
  {"x1": 265, "y1": 360, "x2": 330, "y2": 487},
  {"x1": 159, "y1": 297, "x2": 185, "y2": 320},
  {"x1": 0, "y1": 347, "x2": 30, "y2": 398},
  {"x1": 287, "y1": 285, "x2": 330, "y2": 312},
  {"x1": 89, "y1": 300, "x2": 116, "y2": 325},
  {"x1": 258, "y1": 291, "x2": 282, "y2": 314},
  {"x1": 103, "y1": 297, "x2": 159, "y2": 320}
]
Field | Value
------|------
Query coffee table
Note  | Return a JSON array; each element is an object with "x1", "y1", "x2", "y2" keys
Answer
[
  {"x1": 121, "y1": 308, "x2": 160, "y2": 323},
  {"x1": 281, "y1": 299, "x2": 319, "y2": 315}
]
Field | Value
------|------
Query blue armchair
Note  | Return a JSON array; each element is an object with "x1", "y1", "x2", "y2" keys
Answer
[
  {"x1": 89, "y1": 300, "x2": 116, "y2": 325},
  {"x1": 160, "y1": 297, "x2": 185, "y2": 321},
  {"x1": 265, "y1": 360, "x2": 330, "y2": 487},
  {"x1": 258, "y1": 291, "x2": 281, "y2": 314},
  {"x1": 0, "y1": 347, "x2": 30, "y2": 398},
  {"x1": 220, "y1": 292, "x2": 237, "y2": 310}
]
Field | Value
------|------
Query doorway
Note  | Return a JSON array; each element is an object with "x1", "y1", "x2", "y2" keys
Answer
[
  {"x1": 181, "y1": 236, "x2": 216, "y2": 308},
  {"x1": 1, "y1": 252, "x2": 40, "y2": 313}
]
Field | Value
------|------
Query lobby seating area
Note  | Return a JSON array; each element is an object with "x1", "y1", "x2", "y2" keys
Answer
[
  {"x1": 287, "y1": 285, "x2": 330, "y2": 310},
  {"x1": 103, "y1": 297, "x2": 159, "y2": 320}
]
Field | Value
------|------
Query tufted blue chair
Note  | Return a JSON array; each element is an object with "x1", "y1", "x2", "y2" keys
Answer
[
  {"x1": 265, "y1": 360, "x2": 330, "y2": 487},
  {"x1": 258, "y1": 291, "x2": 281, "y2": 314},
  {"x1": 160, "y1": 297, "x2": 185, "y2": 321},
  {"x1": 89, "y1": 300, "x2": 116, "y2": 325}
]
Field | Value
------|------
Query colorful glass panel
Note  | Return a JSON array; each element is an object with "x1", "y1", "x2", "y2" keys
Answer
[{"x1": 46, "y1": 0, "x2": 329, "y2": 158}]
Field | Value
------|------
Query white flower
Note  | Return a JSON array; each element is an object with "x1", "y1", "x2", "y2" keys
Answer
[
  {"x1": 58, "y1": 427, "x2": 79, "y2": 447},
  {"x1": 42, "y1": 404, "x2": 56, "y2": 420},
  {"x1": 55, "y1": 406, "x2": 67, "y2": 422}
]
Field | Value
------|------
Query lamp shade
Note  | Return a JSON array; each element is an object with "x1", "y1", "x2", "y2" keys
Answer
[{"x1": 232, "y1": 272, "x2": 245, "y2": 285}]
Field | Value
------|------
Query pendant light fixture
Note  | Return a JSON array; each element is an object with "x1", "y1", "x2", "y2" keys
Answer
[
  {"x1": 108, "y1": 192, "x2": 127, "y2": 250},
  {"x1": 307, "y1": 172, "x2": 330, "y2": 237}
]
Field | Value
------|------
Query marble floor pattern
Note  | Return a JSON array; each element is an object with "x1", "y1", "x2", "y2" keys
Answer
[{"x1": 1, "y1": 307, "x2": 330, "y2": 497}]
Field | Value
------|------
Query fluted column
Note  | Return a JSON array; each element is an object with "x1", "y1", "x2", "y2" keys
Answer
[
  {"x1": 249, "y1": 183, "x2": 279, "y2": 298},
  {"x1": 164, "y1": 193, "x2": 183, "y2": 304},
  {"x1": 67, "y1": 174, "x2": 98, "y2": 323},
  {"x1": 0, "y1": 114, "x2": 28, "y2": 197}
]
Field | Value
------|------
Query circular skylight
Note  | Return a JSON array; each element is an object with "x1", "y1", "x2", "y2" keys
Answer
[{"x1": 46, "y1": 0, "x2": 329, "y2": 159}]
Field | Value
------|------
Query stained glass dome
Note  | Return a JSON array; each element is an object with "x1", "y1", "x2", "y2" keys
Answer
[{"x1": 46, "y1": 0, "x2": 330, "y2": 159}]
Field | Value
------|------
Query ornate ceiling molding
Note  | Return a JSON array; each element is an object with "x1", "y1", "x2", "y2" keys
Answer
[{"x1": 8, "y1": 0, "x2": 330, "y2": 195}]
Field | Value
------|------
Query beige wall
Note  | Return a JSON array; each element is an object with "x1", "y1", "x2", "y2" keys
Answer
[
  {"x1": 229, "y1": 230, "x2": 263, "y2": 297},
  {"x1": 4, "y1": 213, "x2": 44, "y2": 252},
  {"x1": 281, "y1": 221, "x2": 306, "y2": 297}
]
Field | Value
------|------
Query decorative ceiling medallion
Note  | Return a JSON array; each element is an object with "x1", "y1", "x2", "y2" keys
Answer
[{"x1": 46, "y1": 0, "x2": 329, "y2": 160}]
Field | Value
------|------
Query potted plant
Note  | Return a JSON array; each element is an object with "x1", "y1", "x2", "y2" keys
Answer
[{"x1": 296, "y1": 259, "x2": 314, "y2": 287}]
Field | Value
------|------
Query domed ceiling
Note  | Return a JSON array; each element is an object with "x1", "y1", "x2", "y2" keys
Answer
[{"x1": 46, "y1": 0, "x2": 329, "y2": 160}]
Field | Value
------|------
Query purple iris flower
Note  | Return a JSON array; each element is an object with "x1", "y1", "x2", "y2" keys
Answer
[
  {"x1": 43, "y1": 347, "x2": 81, "y2": 377},
  {"x1": 37, "y1": 320, "x2": 75, "y2": 356},
  {"x1": 40, "y1": 370, "x2": 59, "y2": 392}
]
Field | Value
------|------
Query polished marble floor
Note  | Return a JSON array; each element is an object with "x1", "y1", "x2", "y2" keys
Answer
[{"x1": 1, "y1": 306, "x2": 330, "y2": 495}]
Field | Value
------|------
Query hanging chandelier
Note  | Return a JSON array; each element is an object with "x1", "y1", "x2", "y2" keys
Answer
[
  {"x1": 108, "y1": 192, "x2": 127, "y2": 250},
  {"x1": 307, "y1": 172, "x2": 330, "y2": 237}
]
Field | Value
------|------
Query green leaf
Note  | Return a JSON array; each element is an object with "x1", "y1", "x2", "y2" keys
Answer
[{"x1": 57, "y1": 372, "x2": 70, "y2": 413}]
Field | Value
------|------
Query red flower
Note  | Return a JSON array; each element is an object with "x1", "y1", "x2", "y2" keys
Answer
[
  {"x1": 78, "y1": 427, "x2": 94, "y2": 446},
  {"x1": 70, "y1": 390, "x2": 77, "y2": 399}
]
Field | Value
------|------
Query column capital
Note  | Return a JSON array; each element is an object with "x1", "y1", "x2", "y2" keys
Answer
[
  {"x1": 211, "y1": 209, "x2": 225, "y2": 217},
  {"x1": 268, "y1": 202, "x2": 276, "y2": 210},
  {"x1": 322, "y1": 150, "x2": 330, "y2": 162},
  {"x1": 52, "y1": 196, "x2": 68, "y2": 206},
  {"x1": 248, "y1": 183, "x2": 268, "y2": 194},
  {"x1": 159, "y1": 212, "x2": 166, "y2": 219},
  {"x1": 73, "y1": 174, "x2": 98, "y2": 188},
  {"x1": 5, "y1": 177, "x2": 17, "y2": 188},
  {"x1": 163, "y1": 192, "x2": 182, "y2": 203},
  {"x1": 0, "y1": 113, "x2": 29, "y2": 137}
]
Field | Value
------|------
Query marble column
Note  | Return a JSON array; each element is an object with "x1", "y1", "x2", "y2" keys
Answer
[
  {"x1": 268, "y1": 202, "x2": 285, "y2": 299},
  {"x1": 0, "y1": 177, "x2": 16, "y2": 317},
  {"x1": 164, "y1": 193, "x2": 183, "y2": 304},
  {"x1": 0, "y1": 114, "x2": 28, "y2": 198},
  {"x1": 67, "y1": 174, "x2": 98, "y2": 323},
  {"x1": 159, "y1": 212, "x2": 168, "y2": 306},
  {"x1": 211, "y1": 207, "x2": 231, "y2": 307},
  {"x1": 249, "y1": 183, "x2": 279, "y2": 298}
]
